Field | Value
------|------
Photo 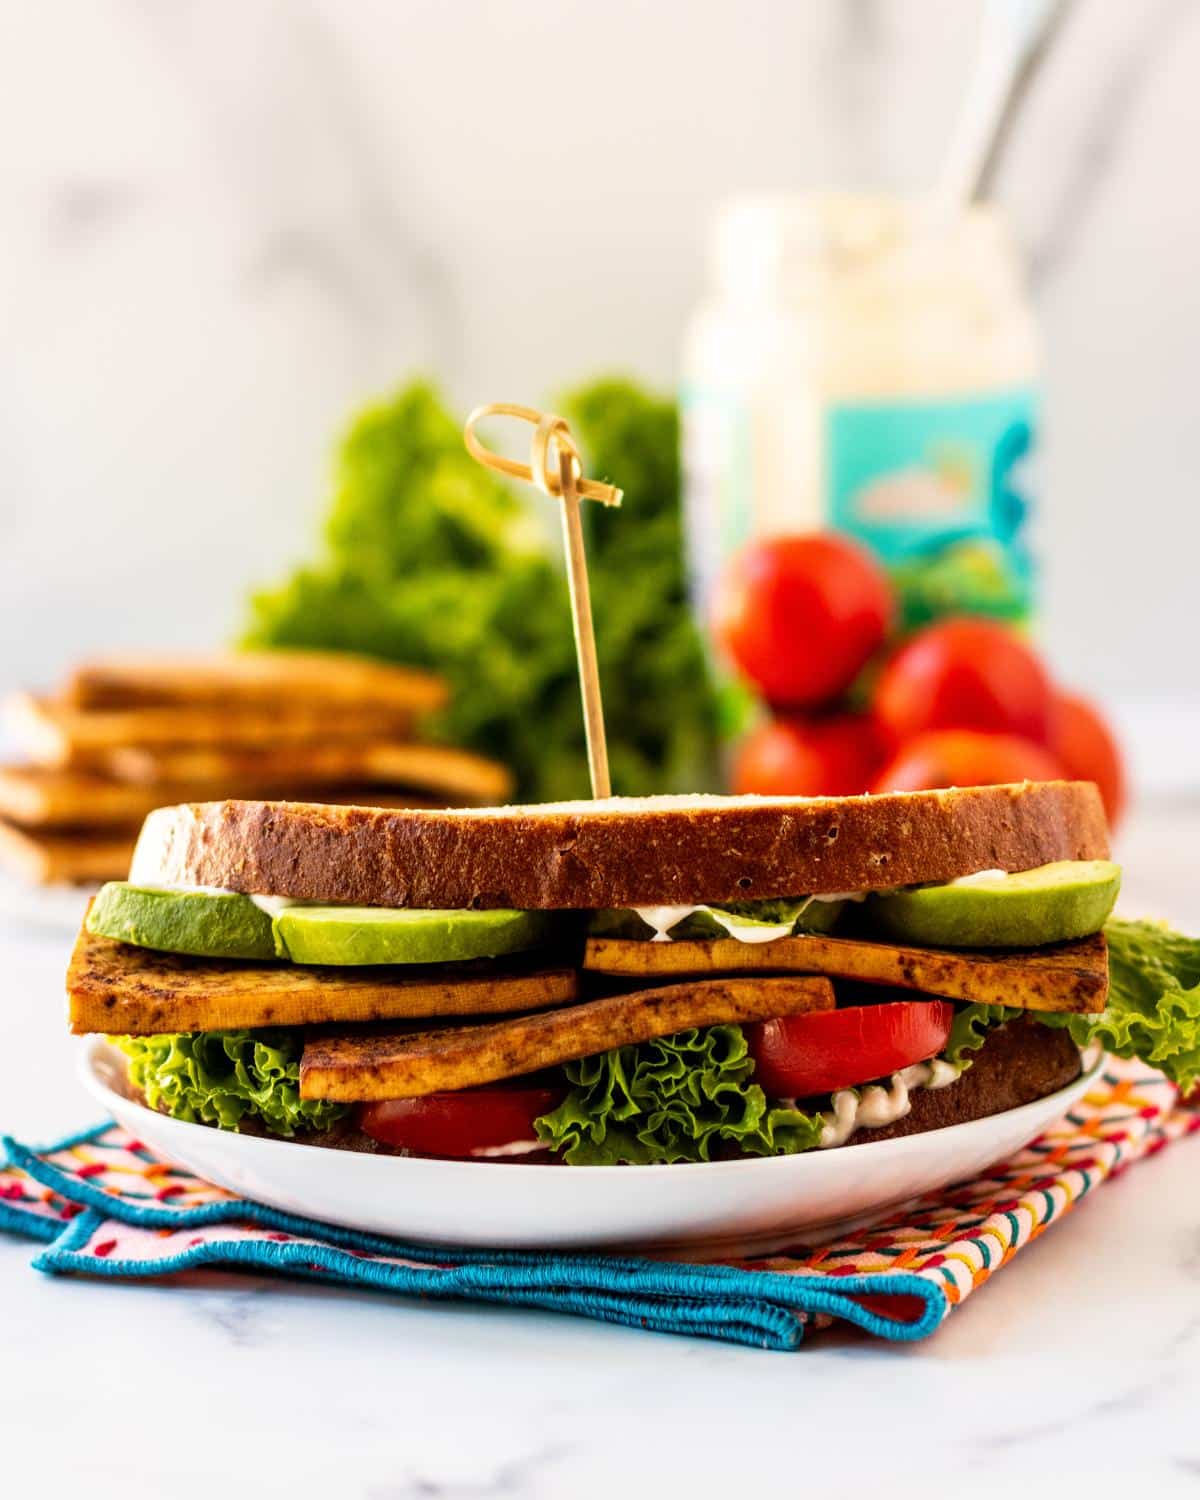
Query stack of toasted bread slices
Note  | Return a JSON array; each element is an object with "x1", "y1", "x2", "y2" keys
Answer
[{"x1": 0, "y1": 651, "x2": 511, "y2": 885}]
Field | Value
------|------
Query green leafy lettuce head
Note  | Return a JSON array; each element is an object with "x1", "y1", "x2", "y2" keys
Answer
[
  {"x1": 115, "y1": 1030, "x2": 348, "y2": 1137},
  {"x1": 243, "y1": 378, "x2": 719, "y2": 801}
]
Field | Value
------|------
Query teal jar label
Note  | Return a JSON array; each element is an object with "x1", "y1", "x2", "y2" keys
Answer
[{"x1": 827, "y1": 387, "x2": 1038, "y2": 628}]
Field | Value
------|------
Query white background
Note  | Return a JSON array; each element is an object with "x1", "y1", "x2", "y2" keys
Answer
[{"x1": 1, "y1": 0, "x2": 1197, "y2": 773}]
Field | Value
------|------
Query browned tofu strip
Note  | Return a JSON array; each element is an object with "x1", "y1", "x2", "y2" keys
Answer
[
  {"x1": 299, "y1": 975, "x2": 836, "y2": 1101},
  {"x1": 67, "y1": 924, "x2": 578, "y2": 1035},
  {"x1": 583, "y1": 931, "x2": 1108, "y2": 1015}
]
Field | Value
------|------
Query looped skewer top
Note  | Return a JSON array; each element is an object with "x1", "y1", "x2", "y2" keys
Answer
[
  {"x1": 462, "y1": 402, "x2": 619, "y2": 800},
  {"x1": 463, "y1": 403, "x2": 623, "y2": 506}
]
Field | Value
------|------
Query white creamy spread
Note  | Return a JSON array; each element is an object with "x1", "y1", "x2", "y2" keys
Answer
[
  {"x1": 136, "y1": 883, "x2": 307, "y2": 913},
  {"x1": 816, "y1": 1057, "x2": 962, "y2": 1149},
  {"x1": 247, "y1": 893, "x2": 305, "y2": 916},
  {"x1": 630, "y1": 894, "x2": 853, "y2": 945},
  {"x1": 633, "y1": 906, "x2": 713, "y2": 942},
  {"x1": 468, "y1": 1138, "x2": 543, "y2": 1159},
  {"x1": 947, "y1": 868, "x2": 1008, "y2": 887}
]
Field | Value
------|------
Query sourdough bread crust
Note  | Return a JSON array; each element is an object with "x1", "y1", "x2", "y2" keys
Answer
[{"x1": 131, "y1": 783, "x2": 1109, "y2": 910}]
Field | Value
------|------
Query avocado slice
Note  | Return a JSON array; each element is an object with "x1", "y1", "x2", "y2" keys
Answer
[
  {"x1": 87, "y1": 882, "x2": 277, "y2": 961},
  {"x1": 867, "y1": 860, "x2": 1121, "y2": 949},
  {"x1": 273, "y1": 905, "x2": 562, "y2": 966}
]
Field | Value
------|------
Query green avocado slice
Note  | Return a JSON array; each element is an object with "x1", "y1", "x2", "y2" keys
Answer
[
  {"x1": 867, "y1": 859, "x2": 1122, "y2": 950},
  {"x1": 273, "y1": 905, "x2": 561, "y2": 966},
  {"x1": 87, "y1": 883, "x2": 277, "y2": 961}
]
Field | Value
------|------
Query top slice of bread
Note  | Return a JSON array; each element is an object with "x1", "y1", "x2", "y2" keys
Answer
[
  {"x1": 130, "y1": 783, "x2": 1109, "y2": 910},
  {"x1": 5, "y1": 694, "x2": 422, "y2": 767}
]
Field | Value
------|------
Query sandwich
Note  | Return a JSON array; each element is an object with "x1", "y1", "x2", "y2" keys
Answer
[{"x1": 67, "y1": 783, "x2": 1200, "y2": 1164}]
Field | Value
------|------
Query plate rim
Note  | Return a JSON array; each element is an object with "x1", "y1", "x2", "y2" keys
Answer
[{"x1": 78, "y1": 1034, "x2": 1101, "y2": 1179}]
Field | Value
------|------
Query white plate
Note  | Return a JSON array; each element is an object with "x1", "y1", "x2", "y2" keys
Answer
[{"x1": 80, "y1": 1038, "x2": 1099, "y2": 1256}]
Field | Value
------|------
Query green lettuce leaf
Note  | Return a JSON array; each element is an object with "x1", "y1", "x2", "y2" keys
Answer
[
  {"x1": 944, "y1": 1003, "x2": 1020, "y2": 1068},
  {"x1": 535, "y1": 1024, "x2": 825, "y2": 1165},
  {"x1": 536, "y1": 1004, "x2": 1021, "y2": 1166},
  {"x1": 1039, "y1": 919, "x2": 1200, "y2": 1092},
  {"x1": 115, "y1": 1030, "x2": 349, "y2": 1136}
]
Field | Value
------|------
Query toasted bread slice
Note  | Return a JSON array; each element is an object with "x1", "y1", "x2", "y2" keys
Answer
[
  {"x1": 65, "y1": 650, "x2": 448, "y2": 714},
  {"x1": 0, "y1": 821, "x2": 137, "y2": 885},
  {"x1": 5, "y1": 693, "x2": 422, "y2": 767},
  {"x1": 0, "y1": 767, "x2": 163, "y2": 828},
  {"x1": 67, "y1": 923, "x2": 578, "y2": 1035},
  {"x1": 584, "y1": 932, "x2": 1108, "y2": 1014},
  {"x1": 98, "y1": 741, "x2": 512, "y2": 805},
  {"x1": 299, "y1": 976, "x2": 836, "y2": 1100},
  {"x1": 132, "y1": 784, "x2": 1109, "y2": 912},
  {"x1": 0, "y1": 765, "x2": 458, "y2": 828}
]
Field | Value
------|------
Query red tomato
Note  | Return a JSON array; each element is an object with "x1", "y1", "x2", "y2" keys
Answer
[
  {"x1": 357, "y1": 1085, "x2": 562, "y2": 1159},
  {"x1": 732, "y1": 713, "x2": 886, "y2": 797},
  {"x1": 872, "y1": 729, "x2": 1064, "y2": 793},
  {"x1": 873, "y1": 618, "x2": 1053, "y2": 747},
  {"x1": 1049, "y1": 691, "x2": 1127, "y2": 828},
  {"x1": 748, "y1": 1001, "x2": 955, "y2": 1099},
  {"x1": 713, "y1": 535, "x2": 893, "y2": 708}
]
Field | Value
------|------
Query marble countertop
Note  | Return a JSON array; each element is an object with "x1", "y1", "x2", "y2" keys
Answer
[{"x1": 3, "y1": 805, "x2": 1199, "y2": 1495}]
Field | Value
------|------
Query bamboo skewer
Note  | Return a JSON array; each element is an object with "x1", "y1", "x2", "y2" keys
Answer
[{"x1": 463, "y1": 404, "x2": 621, "y2": 799}]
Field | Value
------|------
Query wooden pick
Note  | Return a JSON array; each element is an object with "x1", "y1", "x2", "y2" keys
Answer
[{"x1": 463, "y1": 403, "x2": 621, "y2": 799}]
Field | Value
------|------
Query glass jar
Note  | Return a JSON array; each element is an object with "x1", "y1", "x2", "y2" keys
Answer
[{"x1": 682, "y1": 194, "x2": 1040, "y2": 629}]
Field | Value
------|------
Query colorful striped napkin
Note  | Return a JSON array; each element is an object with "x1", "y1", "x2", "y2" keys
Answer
[{"x1": 3, "y1": 1059, "x2": 1195, "y2": 1351}]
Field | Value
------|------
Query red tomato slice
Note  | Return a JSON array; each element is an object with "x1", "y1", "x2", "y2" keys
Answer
[
  {"x1": 357, "y1": 1085, "x2": 563, "y2": 1159},
  {"x1": 747, "y1": 1001, "x2": 955, "y2": 1099}
]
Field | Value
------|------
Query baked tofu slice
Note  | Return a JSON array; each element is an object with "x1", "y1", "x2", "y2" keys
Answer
[
  {"x1": 299, "y1": 975, "x2": 836, "y2": 1101},
  {"x1": 583, "y1": 931, "x2": 1109, "y2": 1015},
  {"x1": 67, "y1": 924, "x2": 578, "y2": 1035}
]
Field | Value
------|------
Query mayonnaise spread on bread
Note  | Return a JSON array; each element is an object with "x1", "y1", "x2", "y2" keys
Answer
[
  {"x1": 817, "y1": 1058, "x2": 961, "y2": 1148},
  {"x1": 630, "y1": 893, "x2": 856, "y2": 944},
  {"x1": 631, "y1": 906, "x2": 796, "y2": 943},
  {"x1": 247, "y1": 893, "x2": 304, "y2": 916}
]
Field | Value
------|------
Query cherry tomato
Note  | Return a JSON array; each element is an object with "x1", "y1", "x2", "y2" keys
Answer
[
  {"x1": 748, "y1": 1001, "x2": 955, "y2": 1099},
  {"x1": 713, "y1": 535, "x2": 893, "y2": 708},
  {"x1": 1049, "y1": 691, "x2": 1127, "y2": 828},
  {"x1": 357, "y1": 1084, "x2": 563, "y2": 1159},
  {"x1": 732, "y1": 713, "x2": 886, "y2": 797},
  {"x1": 873, "y1": 617, "x2": 1053, "y2": 747},
  {"x1": 871, "y1": 729, "x2": 1064, "y2": 793}
]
